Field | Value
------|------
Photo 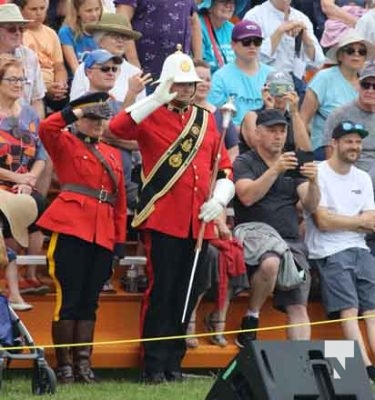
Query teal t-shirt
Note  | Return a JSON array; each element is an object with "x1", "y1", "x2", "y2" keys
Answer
[
  {"x1": 200, "y1": 16, "x2": 235, "y2": 73},
  {"x1": 208, "y1": 62, "x2": 274, "y2": 126},
  {"x1": 308, "y1": 66, "x2": 358, "y2": 150}
]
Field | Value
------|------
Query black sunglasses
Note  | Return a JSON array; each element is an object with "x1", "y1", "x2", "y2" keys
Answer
[
  {"x1": 341, "y1": 46, "x2": 367, "y2": 57},
  {"x1": 238, "y1": 37, "x2": 263, "y2": 47},
  {"x1": 92, "y1": 66, "x2": 119, "y2": 73},
  {"x1": 360, "y1": 81, "x2": 375, "y2": 90}
]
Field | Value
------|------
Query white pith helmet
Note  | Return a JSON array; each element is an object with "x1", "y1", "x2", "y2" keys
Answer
[{"x1": 155, "y1": 44, "x2": 202, "y2": 84}]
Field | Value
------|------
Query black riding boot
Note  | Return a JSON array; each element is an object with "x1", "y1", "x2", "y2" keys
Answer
[
  {"x1": 52, "y1": 320, "x2": 75, "y2": 384},
  {"x1": 73, "y1": 320, "x2": 97, "y2": 384}
]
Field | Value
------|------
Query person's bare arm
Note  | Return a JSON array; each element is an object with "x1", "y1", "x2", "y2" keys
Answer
[
  {"x1": 314, "y1": 208, "x2": 375, "y2": 233},
  {"x1": 321, "y1": 0, "x2": 358, "y2": 26},
  {"x1": 190, "y1": 12, "x2": 202, "y2": 59},
  {"x1": 236, "y1": 152, "x2": 298, "y2": 206},
  {"x1": 300, "y1": 89, "x2": 319, "y2": 132}
]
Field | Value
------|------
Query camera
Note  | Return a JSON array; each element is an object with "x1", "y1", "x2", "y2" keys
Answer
[
  {"x1": 269, "y1": 82, "x2": 294, "y2": 97},
  {"x1": 285, "y1": 150, "x2": 314, "y2": 178}
]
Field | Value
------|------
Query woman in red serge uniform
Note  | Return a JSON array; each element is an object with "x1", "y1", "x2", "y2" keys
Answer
[
  {"x1": 37, "y1": 92, "x2": 126, "y2": 384},
  {"x1": 109, "y1": 48, "x2": 235, "y2": 384}
]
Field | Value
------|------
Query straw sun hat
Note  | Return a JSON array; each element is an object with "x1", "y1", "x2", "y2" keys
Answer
[
  {"x1": 0, "y1": 190, "x2": 37, "y2": 248},
  {"x1": 85, "y1": 13, "x2": 142, "y2": 41},
  {"x1": 0, "y1": 3, "x2": 32, "y2": 24},
  {"x1": 326, "y1": 30, "x2": 375, "y2": 64}
]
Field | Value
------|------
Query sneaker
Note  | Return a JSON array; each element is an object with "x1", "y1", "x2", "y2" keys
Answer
[
  {"x1": 18, "y1": 279, "x2": 37, "y2": 295},
  {"x1": 23, "y1": 278, "x2": 50, "y2": 295},
  {"x1": 367, "y1": 365, "x2": 375, "y2": 383},
  {"x1": 9, "y1": 301, "x2": 33, "y2": 311},
  {"x1": 235, "y1": 316, "x2": 259, "y2": 348}
]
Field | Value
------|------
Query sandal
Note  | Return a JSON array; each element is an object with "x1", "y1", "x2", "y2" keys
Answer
[
  {"x1": 186, "y1": 321, "x2": 199, "y2": 349},
  {"x1": 204, "y1": 313, "x2": 228, "y2": 348}
]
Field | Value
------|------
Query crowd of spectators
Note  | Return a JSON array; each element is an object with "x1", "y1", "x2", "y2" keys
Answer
[{"x1": 1, "y1": 0, "x2": 375, "y2": 385}]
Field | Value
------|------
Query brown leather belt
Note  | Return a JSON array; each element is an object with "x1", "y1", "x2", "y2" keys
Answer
[{"x1": 61, "y1": 183, "x2": 117, "y2": 206}]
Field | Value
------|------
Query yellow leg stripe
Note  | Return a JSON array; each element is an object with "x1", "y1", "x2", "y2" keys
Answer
[{"x1": 47, "y1": 232, "x2": 62, "y2": 322}]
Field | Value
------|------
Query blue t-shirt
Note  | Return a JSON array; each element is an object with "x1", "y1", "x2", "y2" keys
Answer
[
  {"x1": 307, "y1": 65, "x2": 358, "y2": 150},
  {"x1": 208, "y1": 62, "x2": 274, "y2": 127},
  {"x1": 58, "y1": 25, "x2": 98, "y2": 64},
  {"x1": 200, "y1": 16, "x2": 235, "y2": 74}
]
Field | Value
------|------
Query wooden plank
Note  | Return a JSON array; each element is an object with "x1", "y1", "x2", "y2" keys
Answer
[{"x1": 7, "y1": 290, "x2": 348, "y2": 369}]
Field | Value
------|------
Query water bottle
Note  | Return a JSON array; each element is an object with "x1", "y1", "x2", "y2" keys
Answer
[
  {"x1": 137, "y1": 264, "x2": 148, "y2": 293},
  {"x1": 125, "y1": 264, "x2": 138, "y2": 293}
]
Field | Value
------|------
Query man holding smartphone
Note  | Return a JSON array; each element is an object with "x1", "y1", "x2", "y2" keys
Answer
[{"x1": 233, "y1": 108, "x2": 320, "y2": 347}]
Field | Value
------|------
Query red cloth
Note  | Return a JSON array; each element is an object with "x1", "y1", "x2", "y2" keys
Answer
[
  {"x1": 37, "y1": 112, "x2": 127, "y2": 251},
  {"x1": 210, "y1": 238, "x2": 246, "y2": 310},
  {"x1": 109, "y1": 106, "x2": 232, "y2": 240}
]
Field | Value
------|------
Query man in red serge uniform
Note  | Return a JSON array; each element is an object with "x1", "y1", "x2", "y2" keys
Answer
[
  {"x1": 37, "y1": 92, "x2": 126, "y2": 384},
  {"x1": 109, "y1": 47, "x2": 235, "y2": 384}
]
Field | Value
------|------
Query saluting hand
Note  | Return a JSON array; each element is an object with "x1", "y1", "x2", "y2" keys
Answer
[{"x1": 153, "y1": 78, "x2": 178, "y2": 105}]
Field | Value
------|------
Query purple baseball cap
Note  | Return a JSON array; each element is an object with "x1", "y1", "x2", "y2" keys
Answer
[{"x1": 232, "y1": 20, "x2": 263, "y2": 41}]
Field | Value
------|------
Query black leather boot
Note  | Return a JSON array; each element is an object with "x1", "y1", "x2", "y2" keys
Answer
[
  {"x1": 52, "y1": 320, "x2": 75, "y2": 384},
  {"x1": 73, "y1": 320, "x2": 97, "y2": 384}
]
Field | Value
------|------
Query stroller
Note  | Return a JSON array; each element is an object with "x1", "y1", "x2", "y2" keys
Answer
[{"x1": 0, "y1": 294, "x2": 57, "y2": 395}]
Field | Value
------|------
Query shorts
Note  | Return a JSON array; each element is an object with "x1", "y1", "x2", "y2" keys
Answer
[
  {"x1": 246, "y1": 251, "x2": 311, "y2": 313},
  {"x1": 315, "y1": 248, "x2": 375, "y2": 318}
]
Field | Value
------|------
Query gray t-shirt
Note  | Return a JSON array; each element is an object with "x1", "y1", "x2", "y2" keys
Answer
[{"x1": 323, "y1": 101, "x2": 375, "y2": 192}]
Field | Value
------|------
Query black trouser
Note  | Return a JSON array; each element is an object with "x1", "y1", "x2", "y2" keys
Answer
[
  {"x1": 141, "y1": 230, "x2": 207, "y2": 374},
  {"x1": 48, "y1": 233, "x2": 112, "y2": 321}
]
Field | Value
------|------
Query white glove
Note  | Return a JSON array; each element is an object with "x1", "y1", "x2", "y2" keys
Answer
[
  {"x1": 125, "y1": 79, "x2": 177, "y2": 124},
  {"x1": 199, "y1": 179, "x2": 235, "y2": 222}
]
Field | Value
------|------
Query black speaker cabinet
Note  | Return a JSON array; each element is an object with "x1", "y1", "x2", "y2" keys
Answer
[{"x1": 205, "y1": 341, "x2": 373, "y2": 400}]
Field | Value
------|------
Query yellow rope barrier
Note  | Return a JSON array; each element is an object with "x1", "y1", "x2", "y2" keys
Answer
[{"x1": 2, "y1": 313, "x2": 374, "y2": 352}]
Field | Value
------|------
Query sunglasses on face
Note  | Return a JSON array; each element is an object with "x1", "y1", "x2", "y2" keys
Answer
[
  {"x1": 92, "y1": 65, "x2": 119, "y2": 73},
  {"x1": 341, "y1": 121, "x2": 365, "y2": 131},
  {"x1": 238, "y1": 37, "x2": 263, "y2": 47},
  {"x1": 360, "y1": 81, "x2": 375, "y2": 90},
  {"x1": 341, "y1": 46, "x2": 367, "y2": 56},
  {"x1": 1, "y1": 25, "x2": 25, "y2": 34}
]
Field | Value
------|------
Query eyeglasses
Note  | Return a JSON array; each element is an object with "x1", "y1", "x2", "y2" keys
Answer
[
  {"x1": 341, "y1": 121, "x2": 365, "y2": 131},
  {"x1": 341, "y1": 46, "x2": 367, "y2": 57},
  {"x1": 1, "y1": 25, "x2": 25, "y2": 34},
  {"x1": 360, "y1": 81, "x2": 375, "y2": 90},
  {"x1": 91, "y1": 66, "x2": 119, "y2": 73},
  {"x1": 237, "y1": 37, "x2": 263, "y2": 47},
  {"x1": 106, "y1": 32, "x2": 127, "y2": 41},
  {"x1": 2, "y1": 77, "x2": 28, "y2": 85}
]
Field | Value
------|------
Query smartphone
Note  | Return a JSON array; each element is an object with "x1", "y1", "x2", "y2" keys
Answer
[{"x1": 285, "y1": 150, "x2": 314, "y2": 178}]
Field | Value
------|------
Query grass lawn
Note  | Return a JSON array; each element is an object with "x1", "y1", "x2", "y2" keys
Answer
[{"x1": 0, "y1": 369, "x2": 215, "y2": 400}]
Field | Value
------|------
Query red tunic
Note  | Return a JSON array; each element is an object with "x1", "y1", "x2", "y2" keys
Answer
[
  {"x1": 37, "y1": 112, "x2": 126, "y2": 251},
  {"x1": 109, "y1": 106, "x2": 232, "y2": 239}
]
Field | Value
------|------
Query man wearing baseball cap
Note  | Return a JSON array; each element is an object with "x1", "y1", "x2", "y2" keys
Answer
[
  {"x1": 208, "y1": 20, "x2": 274, "y2": 128},
  {"x1": 322, "y1": 61, "x2": 375, "y2": 254},
  {"x1": 305, "y1": 120, "x2": 375, "y2": 382},
  {"x1": 243, "y1": 0, "x2": 325, "y2": 99},
  {"x1": 233, "y1": 108, "x2": 319, "y2": 347}
]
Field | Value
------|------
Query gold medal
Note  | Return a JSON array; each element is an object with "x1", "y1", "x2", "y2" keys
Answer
[{"x1": 169, "y1": 152, "x2": 183, "y2": 168}]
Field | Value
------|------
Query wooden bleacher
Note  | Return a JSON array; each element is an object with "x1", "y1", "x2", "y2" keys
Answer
[{"x1": 1, "y1": 253, "x2": 352, "y2": 370}]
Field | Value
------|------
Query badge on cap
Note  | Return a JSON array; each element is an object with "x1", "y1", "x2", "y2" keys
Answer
[{"x1": 180, "y1": 60, "x2": 191, "y2": 72}]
